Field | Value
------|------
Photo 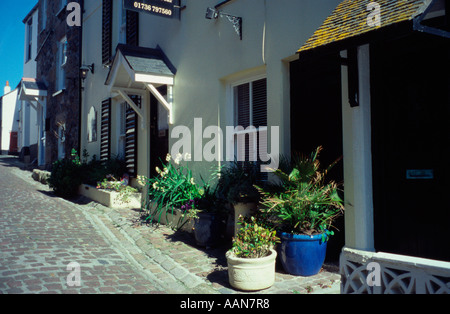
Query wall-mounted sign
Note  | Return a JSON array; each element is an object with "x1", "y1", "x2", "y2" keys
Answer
[
  {"x1": 406, "y1": 169, "x2": 434, "y2": 180},
  {"x1": 123, "y1": 0, "x2": 181, "y2": 19}
]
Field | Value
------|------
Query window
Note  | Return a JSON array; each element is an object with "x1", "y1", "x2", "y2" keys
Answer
[
  {"x1": 118, "y1": 6, "x2": 127, "y2": 44},
  {"x1": 56, "y1": 37, "x2": 67, "y2": 91},
  {"x1": 60, "y1": 0, "x2": 67, "y2": 11},
  {"x1": 58, "y1": 123, "x2": 66, "y2": 160},
  {"x1": 57, "y1": 0, "x2": 68, "y2": 17},
  {"x1": 87, "y1": 106, "x2": 97, "y2": 143},
  {"x1": 117, "y1": 102, "x2": 127, "y2": 158},
  {"x1": 233, "y1": 77, "x2": 267, "y2": 161},
  {"x1": 232, "y1": 77, "x2": 268, "y2": 179},
  {"x1": 25, "y1": 18, "x2": 32, "y2": 62},
  {"x1": 40, "y1": 0, "x2": 47, "y2": 32}
]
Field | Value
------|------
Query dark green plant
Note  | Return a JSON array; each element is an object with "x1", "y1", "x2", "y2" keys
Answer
[
  {"x1": 231, "y1": 216, "x2": 280, "y2": 259},
  {"x1": 80, "y1": 153, "x2": 128, "y2": 186},
  {"x1": 216, "y1": 161, "x2": 261, "y2": 204},
  {"x1": 183, "y1": 183, "x2": 228, "y2": 220},
  {"x1": 257, "y1": 146, "x2": 344, "y2": 238},
  {"x1": 48, "y1": 149, "x2": 83, "y2": 199}
]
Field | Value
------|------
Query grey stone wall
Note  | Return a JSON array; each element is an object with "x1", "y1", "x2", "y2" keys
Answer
[{"x1": 36, "y1": 0, "x2": 82, "y2": 169}]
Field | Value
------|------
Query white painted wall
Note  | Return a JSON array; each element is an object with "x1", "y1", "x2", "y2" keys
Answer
[
  {"x1": 81, "y1": 0, "x2": 341, "y2": 180},
  {"x1": 19, "y1": 7, "x2": 39, "y2": 155},
  {"x1": 1, "y1": 88, "x2": 20, "y2": 154},
  {"x1": 23, "y1": 8, "x2": 38, "y2": 79},
  {"x1": 341, "y1": 45, "x2": 375, "y2": 252}
]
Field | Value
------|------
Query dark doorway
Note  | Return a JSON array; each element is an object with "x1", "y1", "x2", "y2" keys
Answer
[
  {"x1": 149, "y1": 87, "x2": 169, "y2": 179},
  {"x1": 371, "y1": 32, "x2": 450, "y2": 262},
  {"x1": 290, "y1": 53, "x2": 344, "y2": 262}
]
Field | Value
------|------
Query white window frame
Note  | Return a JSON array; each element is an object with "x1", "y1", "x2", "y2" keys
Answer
[{"x1": 228, "y1": 73, "x2": 267, "y2": 163}]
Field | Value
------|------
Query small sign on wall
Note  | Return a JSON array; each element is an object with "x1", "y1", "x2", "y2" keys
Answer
[
  {"x1": 123, "y1": 0, "x2": 181, "y2": 19},
  {"x1": 406, "y1": 169, "x2": 434, "y2": 180}
]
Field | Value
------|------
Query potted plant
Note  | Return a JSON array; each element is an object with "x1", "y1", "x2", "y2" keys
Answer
[
  {"x1": 257, "y1": 146, "x2": 344, "y2": 277},
  {"x1": 48, "y1": 149, "x2": 83, "y2": 199},
  {"x1": 217, "y1": 161, "x2": 261, "y2": 236},
  {"x1": 183, "y1": 185, "x2": 228, "y2": 248},
  {"x1": 141, "y1": 153, "x2": 202, "y2": 230},
  {"x1": 95, "y1": 173, "x2": 140, "y2": 206},
  {"x1": 226, "y1": 216, "x2": 280, "y2": 291}
]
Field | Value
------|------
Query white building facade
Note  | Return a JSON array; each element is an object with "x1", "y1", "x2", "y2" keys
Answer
[
  {"x1": 79, "y1": 0, "x2": 450, "y2": 294},
  {"x1": 80, "y1": 0, "x2": 341, "y2": 181},
  {"x1": 17, "y1": 4, "x2": 40, "y2": 163},
  {"x1": 0, "y1": 82, "x2": 20, "y2": 155}
]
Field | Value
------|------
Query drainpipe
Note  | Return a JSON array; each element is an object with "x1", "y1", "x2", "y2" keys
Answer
[{"x1": 77, "y1": 0, "x2": 84, "y2": 159}]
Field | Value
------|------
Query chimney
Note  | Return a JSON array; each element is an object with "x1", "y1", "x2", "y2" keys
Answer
[{"x1": 4, "y1": 81, "x2": 11, "y2": 95}]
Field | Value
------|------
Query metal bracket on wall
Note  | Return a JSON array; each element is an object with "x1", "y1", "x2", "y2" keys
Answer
[
  {"x1": 413, "y1": 0, "x2": 450, "y2": 38},
  {"x1": 205, "y1": 7, "x2": 242, "y2": 40}
]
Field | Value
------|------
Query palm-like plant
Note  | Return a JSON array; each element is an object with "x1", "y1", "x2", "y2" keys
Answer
[{"x1": 257, "y1": 146, "x2": 344, "y2": 237}]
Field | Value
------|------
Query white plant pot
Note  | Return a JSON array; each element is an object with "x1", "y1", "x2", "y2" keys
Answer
[{"x1": 226, "y1": 249, "x2": 277, "y2": 291}]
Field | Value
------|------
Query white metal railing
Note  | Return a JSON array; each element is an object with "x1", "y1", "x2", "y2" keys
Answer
[{"x1": 340, "y1": 248, "x2": 450, "y2": 294}]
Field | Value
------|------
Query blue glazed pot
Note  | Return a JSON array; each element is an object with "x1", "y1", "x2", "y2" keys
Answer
[{"x1": 280, "y1": 232, "x2": 328, "y2": 276}]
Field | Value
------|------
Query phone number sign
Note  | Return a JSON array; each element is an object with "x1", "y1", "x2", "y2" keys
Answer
[{"x1": 123, "y1": 0, "x2": 180, "y2": 19}]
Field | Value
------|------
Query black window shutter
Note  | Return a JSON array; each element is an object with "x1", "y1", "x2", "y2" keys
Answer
[
  {"x1": 102, "y1": 0, "x2": 113, "y2": 65},
  {"x1": 252, "y1": 78, "x2": 267, "y2": 128},
  {"x1": 125, "y1": 95, "x2": 141, "y2": 177},
  {"x1": 100, "y1": 99, "x2": 112, "y2": 162},
  {"x1": 126, "y1": 10, "x2": 139, "y2": 47}
]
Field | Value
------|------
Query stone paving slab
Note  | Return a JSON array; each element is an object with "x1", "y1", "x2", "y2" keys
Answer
[{"x1": 0, "y1": 156, "x2": 341, "y2": 295}]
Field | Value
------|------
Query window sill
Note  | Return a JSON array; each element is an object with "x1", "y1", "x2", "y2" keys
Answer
[{"x1": 52, "y1": 89, "x2": 65, "y2": 97}]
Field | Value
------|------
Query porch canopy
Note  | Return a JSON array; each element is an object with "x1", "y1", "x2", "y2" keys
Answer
[
  {"x1": 105, "y1": 44, "x2": 176, "y2": 126},
  {"x1": 298, "y1": 0, "x2": 449, "y2": 57},
  {"x1": 18, "y1": 78, "x2": 47, "y2": 109}
]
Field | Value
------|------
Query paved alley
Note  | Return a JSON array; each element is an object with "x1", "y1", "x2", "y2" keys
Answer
[
  {"x1": 0, "y1": 157, "x2": 175, "y2": 294},
  {"x1": 0, "y1": 156, "x2": 341, "y2": 295}
]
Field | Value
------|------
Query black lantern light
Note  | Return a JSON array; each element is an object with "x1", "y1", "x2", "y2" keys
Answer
[{"x1": 80, "y1": 63, "x2": 94, "y2": 81}]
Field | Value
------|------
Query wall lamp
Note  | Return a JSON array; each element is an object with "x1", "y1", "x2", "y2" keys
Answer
[
  {"x1": 205, "y1": 7, "x2": 242, "y2": 40},
  {"x1": 80, "y1": 63, "x2": 95, "y2": 81}
]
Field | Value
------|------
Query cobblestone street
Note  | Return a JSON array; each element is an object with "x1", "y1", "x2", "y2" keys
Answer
[
  {"x1": 0, "y1": 156, "x2": 341, "y2": 295},
  {"x1": 0, "y1": 157, "x2": 170, "y2": 294}
]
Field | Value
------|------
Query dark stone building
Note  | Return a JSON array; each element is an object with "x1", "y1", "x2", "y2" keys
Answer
[{"x1": 36, "y1": 0, "x2": 82, "y2": 168}]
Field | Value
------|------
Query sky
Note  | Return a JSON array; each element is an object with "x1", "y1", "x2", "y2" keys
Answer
[{"x1": 0, "y1": 1, "x2": 38, "y2": 94}]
